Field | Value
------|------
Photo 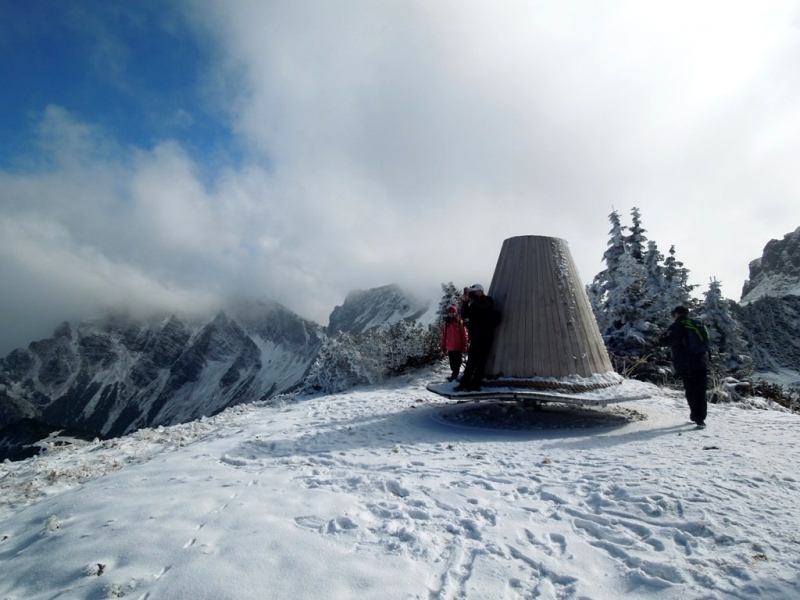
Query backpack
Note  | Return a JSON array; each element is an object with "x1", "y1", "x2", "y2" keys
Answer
[{"x1": 684, "y1": 318, "x2": 710, "y2": 354}]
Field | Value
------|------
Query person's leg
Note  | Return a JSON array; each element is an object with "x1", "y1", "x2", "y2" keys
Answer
[
  {"x1": 693, "y1": 370, "x2": 708, "y2": 423},
  {"x1": 458, "y1": 351, "x2": 476, "y2": 388},
  {"x1": 448, "y1": 351, "x2": 462, "y2": 380},
  {"x1": 682, "y1": 374, "x2": 696, "y2": 421},
  {"x1": 684, "y1": 371, "x2": 708, "y2": 424},
  {"x1": 467, "y1": 338, "x2": 492, "y2": 389}
]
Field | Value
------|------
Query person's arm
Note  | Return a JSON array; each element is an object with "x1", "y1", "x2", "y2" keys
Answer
[
  {"x1": 658, "y1": 322, "x2": 685, "y2": 348},
  {"x1": 473, "y1": 295, "x2": 494, "y2": 314},
  {"x1": 460, "y1": 299, "x2": 471, "y2": 320}
]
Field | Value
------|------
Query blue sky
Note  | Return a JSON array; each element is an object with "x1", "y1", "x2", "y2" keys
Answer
[
  {"x1": 2, "y1": 1, "x2": 800, "y2": 354},
  {"x1": 0, "y1": 1, "x2": 239, "y2": 175}
]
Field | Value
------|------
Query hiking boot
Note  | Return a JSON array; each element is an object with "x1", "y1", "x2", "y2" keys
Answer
[
  {"x1": 696, "y1": 421, "x2": 706, "y2": 429},
  {"x1": 453, "y1": 384, "x2": 466, "y2": 392}
]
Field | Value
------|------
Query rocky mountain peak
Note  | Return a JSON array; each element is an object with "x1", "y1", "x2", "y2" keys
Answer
[
  {"x1": 327, "y1": 284, "x2": 429, "y2": 334},
  {"x1": 0, "y1": 302, "x2": 324, "y2": 442},
  {"x1": 741, "y1": 226, "x2": 800, "y2": 304}
]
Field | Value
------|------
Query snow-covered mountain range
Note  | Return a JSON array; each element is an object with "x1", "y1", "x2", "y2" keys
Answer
[
  {"x1": 0, "y1": 288, "x2": 434, "y2": 458},
  {"x1": 0, "y1": 301, "x2": 323, "y2": 438},
  {"x1": 4, "y1": 224, "x2": 800, "y2": 460}
]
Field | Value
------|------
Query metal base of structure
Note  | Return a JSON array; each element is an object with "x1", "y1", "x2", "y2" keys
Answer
[{"x1": 426, "y1": 381, "x2": 652, "y2": 408}]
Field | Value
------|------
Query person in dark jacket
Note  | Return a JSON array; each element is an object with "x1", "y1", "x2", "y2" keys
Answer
[
  {"x1": 455, "y1": 284, "x2": 497, "y2": 392},
  {"x1": 441, "y1": 305, "x2": 469, "y2": 382},
  {"x1": 657, "y1": 305, "x2": 709, "y2": 428}
]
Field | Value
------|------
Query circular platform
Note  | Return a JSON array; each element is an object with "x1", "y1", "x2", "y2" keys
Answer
[{"x1": 430, "y1": 401, "x2": 647, "y2": 431}]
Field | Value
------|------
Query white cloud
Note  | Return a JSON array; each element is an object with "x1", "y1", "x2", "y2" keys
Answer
[{"x1": 2, "y1": 2, "x2": 800, "y2": 354}]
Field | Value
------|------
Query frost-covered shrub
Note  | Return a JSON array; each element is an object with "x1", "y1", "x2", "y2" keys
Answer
[
  {"x1": 303, "y1": 322, "x2": 441, "y2": 394},
  {"x1": 303, "y1": 332, "x2": 383, "y2": 394},
  {"x1": 749, "y1": 379, "x2": 799, "y2": 412},
  {"x1": 381, "y1": 321, "x2": 440, "y2": 374},
  {"x1": 709, "y1": 376, "x2": 752, "y2": 403}
]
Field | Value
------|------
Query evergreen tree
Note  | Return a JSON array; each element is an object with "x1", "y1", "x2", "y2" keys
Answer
[
  {"x1": 625, "y1": 207, "x2": 648, "y2": 262},
  {"x1": 438, "y1": 282, "x2": 461, "y2": 323},
  {"x1": 602, "y1": 251, "x2": 655, "y2": 354},
  {"x1": 700, "y1": 279, "x2": 752, "y2": 376},
  {"x1": 602, "y1": 209, "x2": 627, "y2": 274},
  {"x1": 662, "y1": 245, "x2": 697, "y2": 311},
  {"x1": 643, "y1": 240, "x2": 671, "y2": 329},
  {"x1": 587, "y1": 209, "x2": 627, "y2": 331}
]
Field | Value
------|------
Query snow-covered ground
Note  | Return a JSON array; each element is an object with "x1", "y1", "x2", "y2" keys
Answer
[{"x1": 1, "y1": 370, "x2": 799, "y2": 600}]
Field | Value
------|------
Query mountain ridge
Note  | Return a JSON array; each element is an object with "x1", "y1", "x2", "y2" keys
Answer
[
  {"x1": 4, "y1": 223, "x2": 800, "y2": 461},
  {"x1": 0, "y1": 300, "x2": 323, "y2": 438}
]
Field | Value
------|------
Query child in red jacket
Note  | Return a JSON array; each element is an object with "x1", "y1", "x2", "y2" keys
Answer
[{"x1": 441, "y1": 305, "x2": 469, "y2": 382}]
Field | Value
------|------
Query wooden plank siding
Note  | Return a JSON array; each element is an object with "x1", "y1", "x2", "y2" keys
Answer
[{"x1": 485, "y1": 236, "x2": 613, "y2": 380}]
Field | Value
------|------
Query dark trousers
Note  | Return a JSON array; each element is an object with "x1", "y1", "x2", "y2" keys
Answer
[
  {"x1": 462, "y1": 337, "x2": 493, "y2": 387},
  {"x1": 447, "y1": 351, "x2": 463, "y2": 376},
  {"x1": 682, "y1": 370, "x2": 708, "y2": 422}
]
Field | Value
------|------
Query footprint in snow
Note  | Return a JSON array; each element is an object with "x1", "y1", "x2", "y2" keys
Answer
[
  {"x1": 154, "y1": 565, "x2": 171, "y2": 580},
  {"x1": 294, "y1": 515, "x2": 358, "y2": 533},
  {"x1": 549, "y1": 533, "x2": 567, "y2": 555},
  {"x1": 294, "y1": 515, "x2": 328, "y2": 532},
  {"x1": 385, "y1": 480, "x2": 410, "y2": 498}
]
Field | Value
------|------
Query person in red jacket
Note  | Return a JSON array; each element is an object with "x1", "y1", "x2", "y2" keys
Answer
[{"x1": 441, "y1": 305, "x2": 469, "y2": 382}]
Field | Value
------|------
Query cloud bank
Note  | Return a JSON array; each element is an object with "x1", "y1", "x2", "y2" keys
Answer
[{"x1": 2, "y1": 1, "x2": 800, "y2": 354}]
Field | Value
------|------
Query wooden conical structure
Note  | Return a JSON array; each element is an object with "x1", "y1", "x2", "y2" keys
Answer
[{"x1": 484, "y1": 235, "x2": 614, "y2": 389}]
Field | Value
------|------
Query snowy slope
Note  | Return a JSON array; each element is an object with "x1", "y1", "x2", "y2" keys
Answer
[{"x1": 1, "y1": 369, "x2": 798, "y2": 599}]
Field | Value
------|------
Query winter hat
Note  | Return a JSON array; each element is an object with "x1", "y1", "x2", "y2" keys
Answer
[
  {"x1": 672, "y1": 306, "x2": 689, "y2": 317},
  {"x1": 447, "y1": 305, "x2": 458, "y2": 313},
  {"x1": 469, "y1": 284, "x2": 484, "y2": 292}
]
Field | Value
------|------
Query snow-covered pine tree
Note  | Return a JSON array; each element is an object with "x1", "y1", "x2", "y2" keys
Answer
[
  {"x1": 438, "y1": 282, "x2": 461, "y2": 323},
  {"x1": 700, "y1": 278, "x2": 752, "y2": 376},
  {"x1": 589, "y1": 209, "x2": 662, "y2": 354},
  {"x1": 662, "y1": 245, "x2": 697, "y2": 312},
  {"x1": 642, "y1": 240, "x2": 672, "y2": 330},
  {"x1": 603, "y1": 209, "x2": 627, "y2": 269},
  {"x1": 625, "y1": 207, "x2": 647, "y2": 262},
  {"x1": 587, "y1": 209, "x2": 628, "y2": 331},
  {"x1": 602, "y1": 250, "x2": 656, "y2": 355}
]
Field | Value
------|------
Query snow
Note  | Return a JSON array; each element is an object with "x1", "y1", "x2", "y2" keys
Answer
[
  {"x1": 740, "y1": 275, "x2": 800, "y2": 305},
  {"x1": 754, "y1": 368, "x2": 800, "y2": 389},
  {"x1": 2, "y1": 369, "x2": 799, "y2": 599}
]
